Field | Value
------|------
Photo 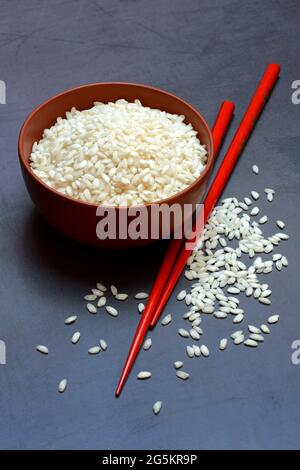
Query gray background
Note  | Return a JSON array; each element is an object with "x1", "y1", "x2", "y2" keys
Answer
[{"x1": 0, "y1": 0, "x2": 300, "y2": 450}]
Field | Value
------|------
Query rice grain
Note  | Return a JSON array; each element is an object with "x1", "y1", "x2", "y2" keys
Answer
[
  {"x1": 143, "y1": 338, "x2": 152, "y2": 351},
  {"x1": 36, "y1": 345, "x2": 49, "y2": 355},
  {"x1": 268, "y1": 314, "x2": 279, "y2": 324},
  {"x1": 88, "y1": 346, "x2": 101, "y2": 354},
  {"x1": 86, "y1": 303, "x2": 97, "y2": 314},
  {"x1": 71, "y1": 332, "x2": 81, "y2": 344},
  {"x1": 161, "y1": 314, "x2": 172, "y2": 326},
  {"x1": 106, "y1": 306, "x2": 118, "y2": 317},
  {"x1": 135, "y1": 292, "x2": 148, "y2": 300},
  {"x1": 137, "y1": 371, "x2": 152, "y2": 380},
  {"x1": 176, "y1": 370, "x2": 190, "y2": 380},
  {"x1": 64, "y1": 315, "x2": 77, "y2": 325},
  {"x1": 153, "y1": 401, "x2": 162, "y2": 415},
  {"x1": 58, "y1": 379, "x2": 67, "y2": 393}
]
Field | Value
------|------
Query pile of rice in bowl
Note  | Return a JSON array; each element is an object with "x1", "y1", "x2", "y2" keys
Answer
[{"x1": 30, "y1": 99, "x2": 207, "y2": 206}]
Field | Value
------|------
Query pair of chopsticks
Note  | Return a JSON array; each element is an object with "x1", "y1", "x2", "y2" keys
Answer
[
  {"x1": 116, "y1": 64, "x2": 280, "y2": 397},
  {"x1": 115, "y1": 101, "x2": 235, "y2": 396}
]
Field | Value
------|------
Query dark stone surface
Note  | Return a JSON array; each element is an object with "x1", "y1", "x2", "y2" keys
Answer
[{"x1": 0, "y1": 0, "x2": 299, "y2": 450}]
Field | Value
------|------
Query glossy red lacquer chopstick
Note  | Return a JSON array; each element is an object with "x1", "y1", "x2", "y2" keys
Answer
[
  {"x1": 115, "y1": 101, "x2": 235, "y2": 397},
  {"x1": 150, "y1": 63, "x2": 280, "y2": 328}
]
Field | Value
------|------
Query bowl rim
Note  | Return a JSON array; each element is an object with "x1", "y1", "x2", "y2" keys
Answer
[{"x1": 18, "y1": 81, "x2": 214, "y2": 209}]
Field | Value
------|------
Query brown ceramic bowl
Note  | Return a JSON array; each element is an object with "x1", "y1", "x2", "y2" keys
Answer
[{"x1": 18, "y1": 82, "x2": 214, "y2": 248}]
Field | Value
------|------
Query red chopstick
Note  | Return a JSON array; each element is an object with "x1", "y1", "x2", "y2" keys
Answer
[
  {"x1": 115, "y1": 101, "x2": 235, "y2": 397},
  {"x1": 150, "y1": 63, "x2": 280, "y2": 328}
]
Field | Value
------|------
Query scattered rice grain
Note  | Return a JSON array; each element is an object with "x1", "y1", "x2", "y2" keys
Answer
[
  {"x1": 135, "y1": 292, "x2": 148, "y2": 300},
  {"x1": 58, "y1": 379, "x2": 67, "y2": 393},
  {"x1": 153, "y1": 401, "x2": 162, "y2": 415},
  {"x1": 36, "y1": 345, "x2": 48, "y2": 355},
  {"x1": 64, "y1": 315, "x2": 77, "y2": 325},
  {"x1": 161, "y1": 314, "x2": 172, "y2": 326},
  {"x1": 219, "y1": 338, "x2": 228, "y2": 350},
  {"x1": 88, "y1": 346, "x2": 101, "y2": 354},
  {"x1": 86, "y1": 303, "x2": 97, "y2": 314},
  {"x1": 176, "y1": 370, "x2": 190, "y2": 380},
  {"x1": 137, "y1": 371, "x2": 152, "y2": 380},
  {"x1": 143, "y1": 338, "x2": 152, "y2": 351},
  {"x1": 71, "y1": 332, "x2": 80, "y2": 344},
  {"x1": 268, "y1": 314, "x2": 279, "y2": 324},
  {"x1": 106, "y1": 306, "x2": 118, "y2": 317}
]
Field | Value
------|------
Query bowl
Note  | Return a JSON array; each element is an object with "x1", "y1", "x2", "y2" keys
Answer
[{"x1": 18, "y1": 82, "x2": 214, "y2": 248}]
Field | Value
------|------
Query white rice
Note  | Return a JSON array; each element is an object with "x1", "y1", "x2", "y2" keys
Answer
[{"x1": 30, "y1": 99, "x2": 207, "y2": 206}]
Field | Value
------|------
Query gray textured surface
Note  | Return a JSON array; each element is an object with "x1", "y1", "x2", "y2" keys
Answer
[{"x1": 0, "y1": 0, "x2": 300, "y2": 450}]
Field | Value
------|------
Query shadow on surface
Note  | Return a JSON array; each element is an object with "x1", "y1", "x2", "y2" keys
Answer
[{"x1": 21, "y1": 208, "x2": 168, "y2": 290}]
